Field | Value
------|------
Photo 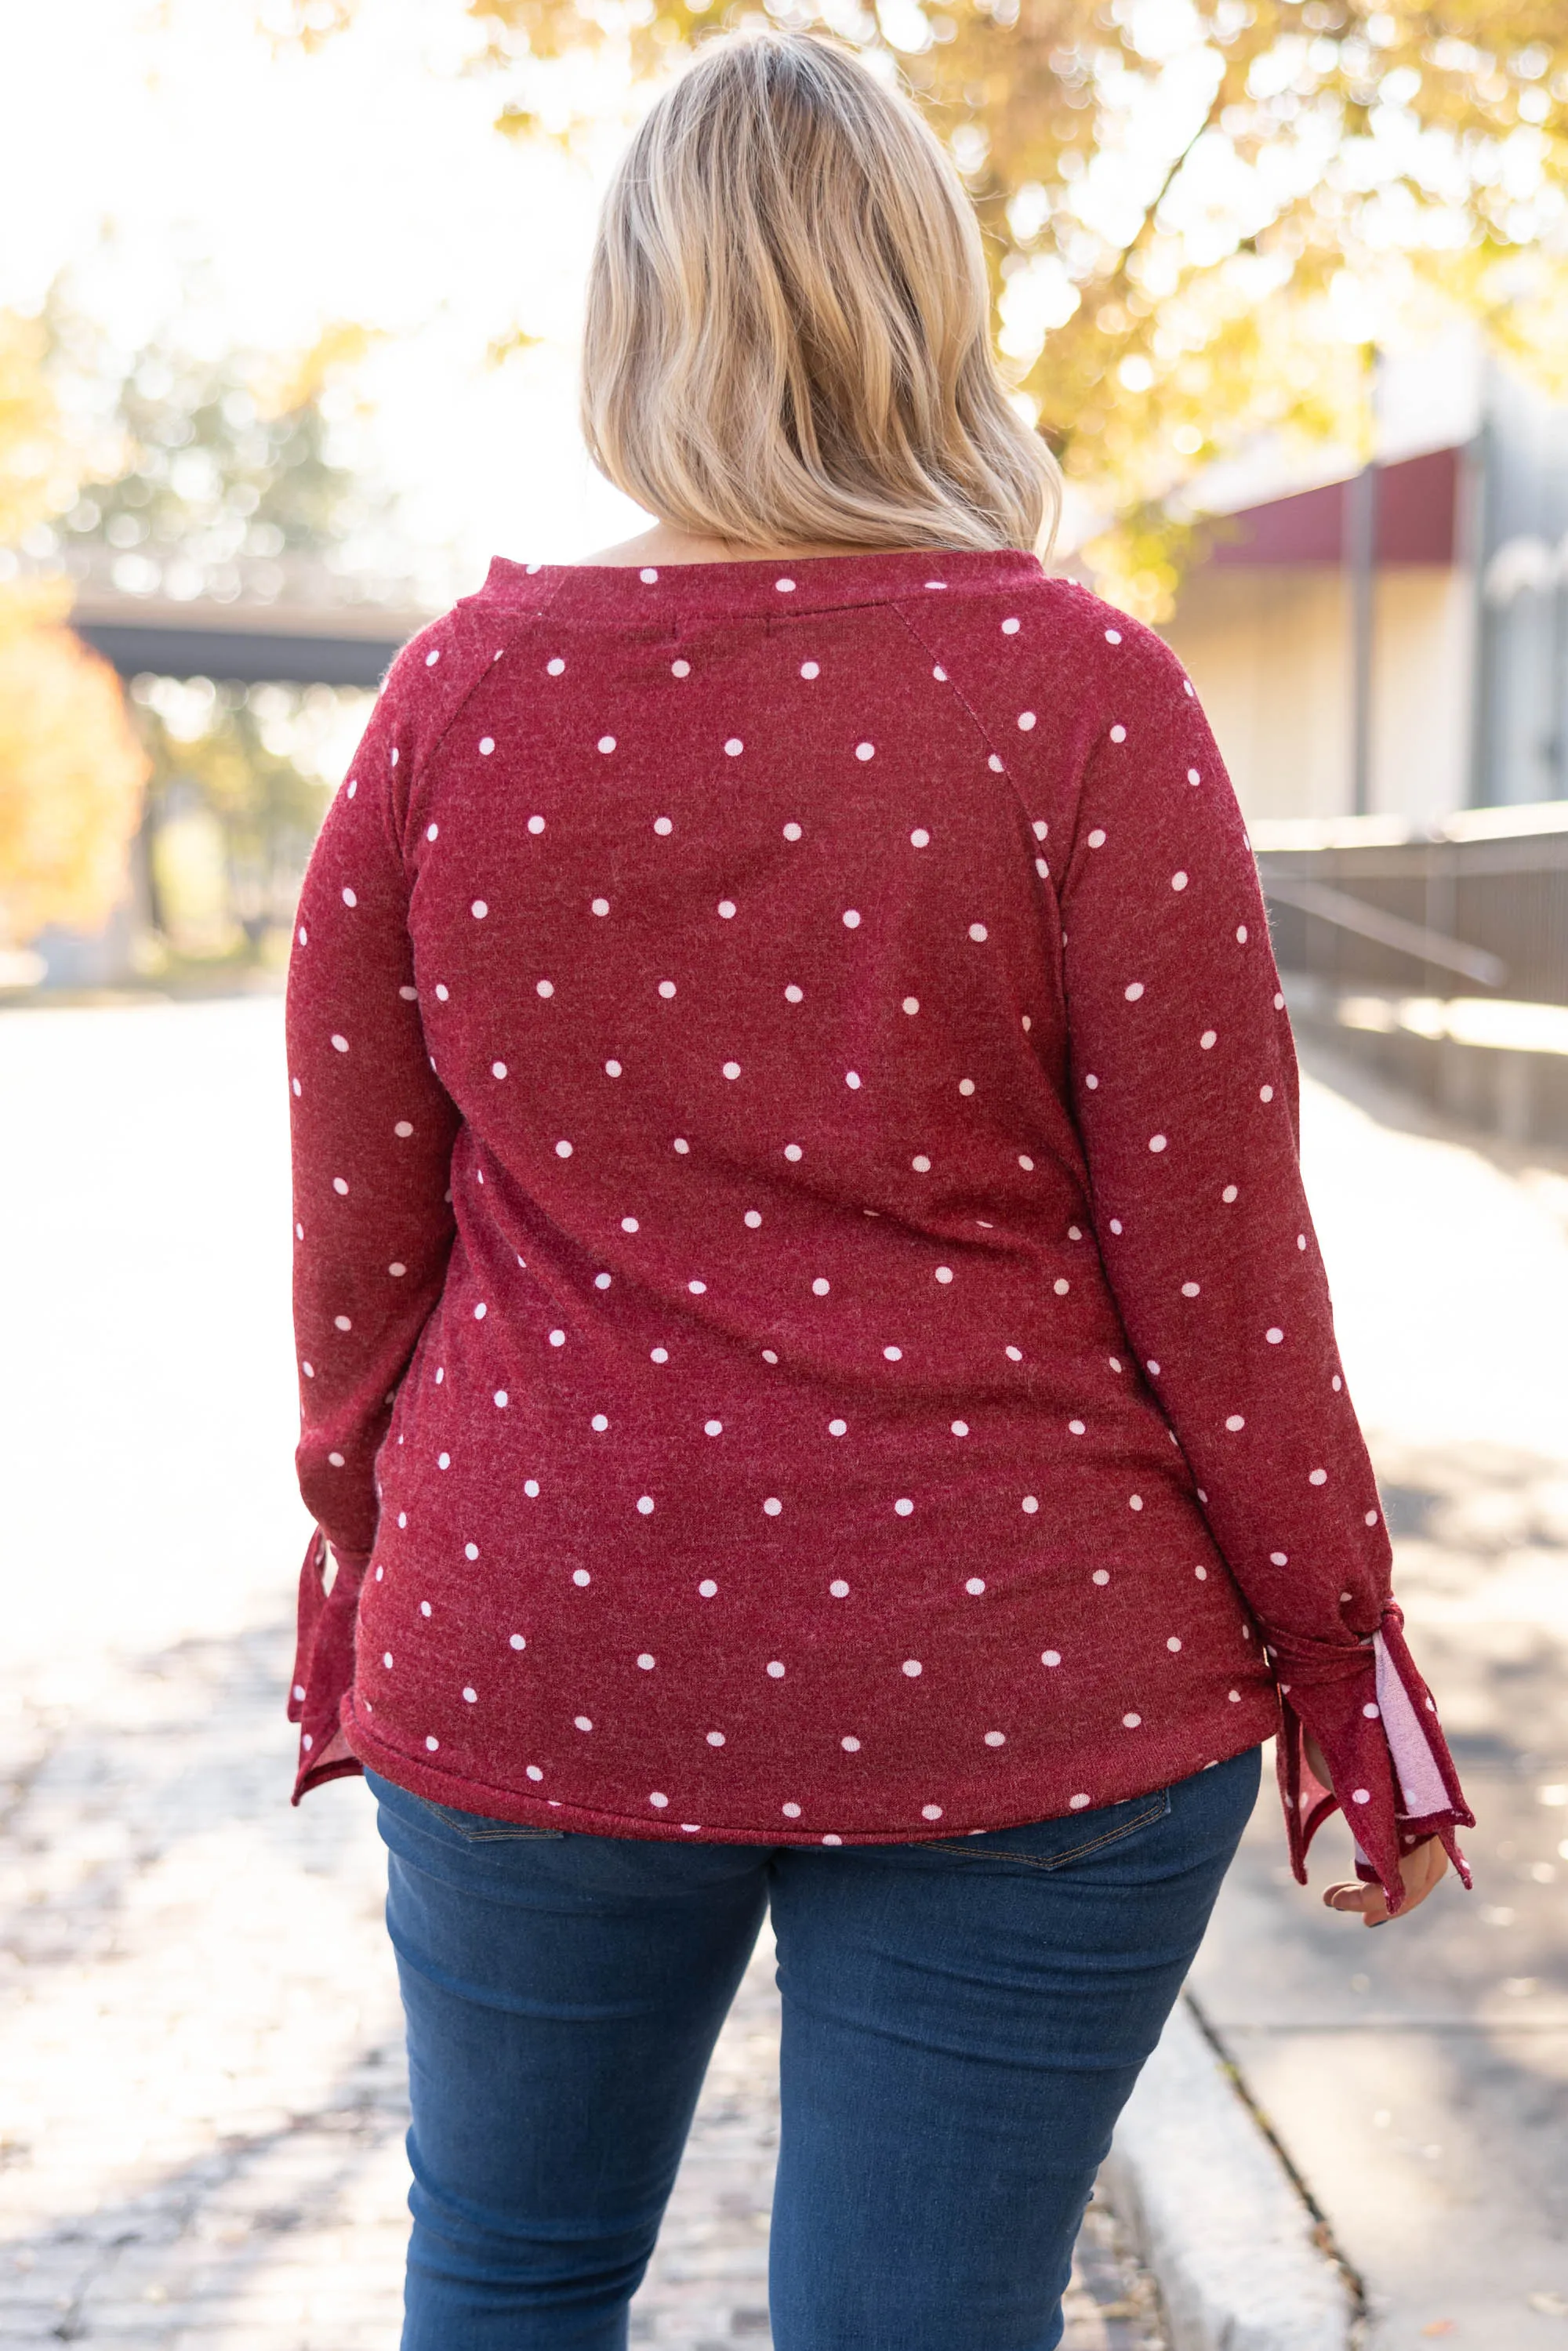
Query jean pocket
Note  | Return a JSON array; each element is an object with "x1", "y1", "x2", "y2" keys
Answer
[
  {"x1": 922, "y1": 1789, "x2": 1172, "y2": 1872},
  {"x1": 412, "y1": 1793, "x2": 567, "y2": 1843}
]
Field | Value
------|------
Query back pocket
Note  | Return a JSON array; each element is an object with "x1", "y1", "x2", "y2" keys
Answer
[{"x1": 415, "y1": 1794, "x2": 567, "y2": 1843}]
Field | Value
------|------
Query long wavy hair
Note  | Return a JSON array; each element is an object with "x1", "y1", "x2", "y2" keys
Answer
[{"x1": 582, "y1": 31, "x2": 1060, "y2": 555}]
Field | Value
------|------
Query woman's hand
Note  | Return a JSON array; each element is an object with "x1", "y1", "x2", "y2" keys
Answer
[{"x1": 1305, "y1": 1734, "x2": 1450, "y2": 1927}]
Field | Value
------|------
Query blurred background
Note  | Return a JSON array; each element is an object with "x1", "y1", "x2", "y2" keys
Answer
[{"x1": 1, "y1": 4, "x2": 1566, "y2": 2349}]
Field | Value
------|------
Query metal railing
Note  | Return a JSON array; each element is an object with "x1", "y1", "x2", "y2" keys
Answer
[{"x1": 1253, "y1": 806, "x2": 1568, "y2": 1008}]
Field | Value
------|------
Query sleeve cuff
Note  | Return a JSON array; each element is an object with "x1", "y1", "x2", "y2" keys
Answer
[
  {"x1": 1269, "y1": 1601, "x2": 1473, "y2": 1913},
  {"x1": 288, "y1": 1529, "x2": 371, "y2": 1801}
]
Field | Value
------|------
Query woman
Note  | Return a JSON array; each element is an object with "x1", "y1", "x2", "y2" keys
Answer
[{"x1": 285, "y1": 32, "x2": 1471, "y2": 2351}]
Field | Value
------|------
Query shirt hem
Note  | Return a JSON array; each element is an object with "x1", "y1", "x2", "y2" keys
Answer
[{"x1": 342, "y1": 1691, "x2": 1279, "y2": 1845}]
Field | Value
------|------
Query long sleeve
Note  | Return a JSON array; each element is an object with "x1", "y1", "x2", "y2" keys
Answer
[
  {"x1": 285, "y1": 638, "x2": 462, "y2": 1796},
  {"x1": 1056, "y1": 619, "x2": 1472, "y2": 1908}
]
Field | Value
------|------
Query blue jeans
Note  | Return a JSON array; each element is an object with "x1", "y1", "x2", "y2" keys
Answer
[{"x1": 368, "y1": 1746, "x2": 1261, "y2": 2351}]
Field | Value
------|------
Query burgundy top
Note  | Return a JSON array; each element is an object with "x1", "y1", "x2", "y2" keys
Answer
[{"x1": 285, "y1": 546, "x2": 1471, "y2": 1909}]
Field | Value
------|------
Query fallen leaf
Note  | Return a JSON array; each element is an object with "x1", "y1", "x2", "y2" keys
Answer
[{"x1": 1421, "y1": 2325, "x2": 1455, "y2": 2338}]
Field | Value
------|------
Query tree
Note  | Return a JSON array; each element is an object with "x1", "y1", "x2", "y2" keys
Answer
[
  {"x1": 0, "y1": 310, "x2": 148, "y2": 948},
  {"x1": 38, "y1": 314, "x2": 399, "y2": 956},
  {"x1": 0, "y1": 608, "x2": 148, "y2": 949},
  {"x1": 271, "y1": 0, "x2": 1568, "y2": 616}
]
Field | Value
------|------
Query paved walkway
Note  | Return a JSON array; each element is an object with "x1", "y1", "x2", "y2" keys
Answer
[
  {"x1": 1190, "y1": 1037, "x2": 1568, "y2": 2349},
  {"x1": 0, "y1": 998, "x2": 1160, "y2": 2350}
]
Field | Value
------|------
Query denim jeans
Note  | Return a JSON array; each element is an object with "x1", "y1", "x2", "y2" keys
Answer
[{"x1": 368, "y1": 1745, "x2": 1261, "y2": 2351}]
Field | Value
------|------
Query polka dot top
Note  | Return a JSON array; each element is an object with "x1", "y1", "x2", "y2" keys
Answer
[{"x1": 285, "y1": 547, "x2": 1471, "y2": 1908}]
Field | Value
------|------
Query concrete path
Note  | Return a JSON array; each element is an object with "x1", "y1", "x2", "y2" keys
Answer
[
  {"x1": 0, "y1": 996, "x2": 1157, "y2": 2350},
  {"x1": 1188, "y1": 1038, "x2": 1568, "y2": 2350}
]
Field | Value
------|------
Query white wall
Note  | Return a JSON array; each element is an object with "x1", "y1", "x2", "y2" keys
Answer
[{"x1": 1160, "y1": 565, "x2": 1475, "y2": 826}]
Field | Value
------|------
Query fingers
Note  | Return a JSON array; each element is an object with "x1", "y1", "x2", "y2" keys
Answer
[{"x1": 1321, "y1": 1839, "x2": 1450, "y2": 1927}]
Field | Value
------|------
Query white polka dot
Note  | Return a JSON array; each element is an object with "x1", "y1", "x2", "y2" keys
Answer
[
  {"x1": 1068, "y1": 1419, "x2": 1085, "y2": 1435},
  {"x1": 840, "y1": 1736, "x2": 861, "y2": 1752},
  {"x1": 1087, "y1": 829, "x2": 1107, "y2": 851},
  {"x1": 688, "y1": 1279, "x2": 707, "y2": 1293},
  {"x1": 1022, "y1": 1494, "x2": 1039, "y2": 1515},
  {"x1": 968, "y1": 922, "x2": 988, "y2": 941},
  {"x1": 706, "y1": 1729, "x2": 725, "y2": 1746},
  {"x1": 950, "y1": 1417, "x2": 969, "y2": 1436},
  {"x1": 1171, "y1": 871, "x2": 1189, "y2": 891},
  {"x1": 555, "y1": 1139, "x2": 572, "y2": 1158},
  {"x1": 671, "y1": 658, "x2": 689, "y2": 677},
  {"x1": 546, "y1": 656, "x2": 564, "y2": 676},
  {"x1": 800, "y1": 661, "x2": 820, "y2": 679},
  {"x1": 884, "y1": 1344, "x2": 902, "y2": 1361},
  {"x1": 1222, "y1": 1183, "x2": 1239, "y2": 1203},
  {"x1": 775, "y1": 576, "x2": 796, "y2": 592},
  {"x1": 649, "y1": 1790, "x2": 670, "y2": 1808},
  {"x1": 767, "y1": 1660, "x2": 786, "y2": 1676},
  {"x1": 341, "y1": 887, "x2": 359, "y2": 909},
  {"x1": 1181, "y1": 1281, "x2": 1200, "y2": 1297},
  {"x1": 829, "y1": 1577, "x2": 850, "y2": 1596},
  {"x1": 549, "y1": 1329, "x2": 565, "y2": 1347},
  {"x1": 334, "y1": 1313, "x2": 352, "y2": 1331},
  {"x1": 785, "y1": 1143, "x2": 803, "y2": 1161},
  {"x1": 1069, "y1": 1794, "x2": 1091, "y2": 1810},
  {"x1": 494, "y1": 1390, "x2": 509, "y2": 1407},
  {"x1": 1274, "y1": 992, "x2": 1286, "y2": 1010},
  {"x1": 1124, "y1": 981, "x2": 1145, "y2": 1003},
  {"x1": 1053, "y1": 1276, "x2": 1069, "y2": 1295},
  {"x1": 478, "y1": 737, "x2": 495, "y2": 756},
  {"x1": 639, "y1": 567, "x2": 658, "y2": 582},
  {"x1": 1123, "y1": 1711, "x2": 1142, "y2": 1729},
  {"x1": 829, "y1": 1418, "x2": 848, "y2": 1436},
  {"x1": 1042, "y1": 1649, "x2": 1062, "y2": 1667},
  {"x1": 724, "y1": 738, "x2": 744, "y2": 757},
  {"x1": 634, "y1": 1494, "x2": 655, "y2": 1515},
  {"x1": 1002, "y1": 617, "x2": 1021, "y2": 635},
  {"x1": 1149, "y1": 1134, "x2": 1167, "y2": 1152},
  {"x1": 526, "y1": 1764, "x2": 543, "y2": 1780},
  {"x1": 1351, "y1": 1789, "x2": 1370, "y2": 1805},
  {"x1": 842, "y1": 908, "x2": 861, "y2": 929},
  {"x1": 910, "y1": 827, "x2": 930, "y2": 848},
  {"x1": 699, "y1": 1577, "x2": 717, "y2": 1597},
  {"x1": 782, "y1": 821, "x2": 802, "y2": 841},
  {"x1": 1365, "y1": 1509, "x2": 1379, "y2": 1527},
  {"x1": 1309, "y1": 1468, "x2": 1327, "y2": 1485},
  {"x1": 471, "y1": 900, "x2": 488, "y2": 920},
  {"x1": 920, "y1": 1802, "x2": 943, "y2": 1819},
  {"x1": 597, "y1": 735, "x2": 615, "y2": 755},
  {"x1": 651, "y1": 1346, "x2": 669, "y2": 1363},
  {"x1": 1092, "y1": 1569, "x2": 1110, "y2": 1585},
  {"x1": 902, "y1": 996, "x2": 920, "y2": 1015},
  {"x1": 844, "y1": 1070, "x2": 862, "y2": 1090},
  {"x1": 1021, "y1": 1154, "x2": 1036, "y2": 1172},
  {"x1": 492, "y1": 1060, "x2": 508, "y2": 1079},
  {"x1": 785, "y1": 985, "x2": 804, "y2": 1005},
  {"x1": 933, "y1": 665, "x2": 946, "y2": 680},
  {"x1": 1006, "y1": 1345, "x2": 1023, "y2": 1362},
  {"x1": 1130, "y1": 1493, "x2": 1144, "y2": 1511},
  {"x1": 426, "y1": 1736, "x2": 439, "y2": 1751},
  {"x1": 1109, "y1": 725, "x2": 1127, "y2": 744},
  {"x1": 590, "y1": 897, "x2": 610, "y2": 918},
  {"x1": 653, "y1": 817, "x2": 673, "y2": 838},
  {"x1": 528, "y1": 815, "x2": 545, "y2": 834},
  {"x1": 1236, "y1": 924, "x2": 1249, "y2": 944},
  {"x1": 723, "y1": 1060, "x2": 742, "y2": 1080},
  {"x1": 1085, "y1": 1075, "x2": 1099, "y2": 1090},
  {"x1": 894, "y1": 1497, "x2": 914, "y2": 1517},
  {"x1": 902, "y1": 1659, "x2": 922, "y2": 1677},
  {"x1": 1225, "y1": 1414, "x2": 1246, "y2": 1432},
  {"x1": 811, "y1": 1276, "x2": 830, "y2": 1297},
  {"x1": 332, "y1": 1177, "x2": 348, "y2": 1195},
  {"x1": 782, "y1": 1801, "x2": 802, "y2": 1817},
  {"x1": 1018, "y1": 710, "x2": 1036, "y2": 731}
]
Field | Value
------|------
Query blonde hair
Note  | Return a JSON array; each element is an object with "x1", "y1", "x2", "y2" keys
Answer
[{"x1": 582, "y1": 33, "x2": 1059, "y2": 556}]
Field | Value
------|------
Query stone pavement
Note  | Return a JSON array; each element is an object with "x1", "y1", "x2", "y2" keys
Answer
[
  {"x1": 1189, "y1": 1037, "x2": 1568, "y2": 2350},
  {"x1": 0, "y1": 999, "x2": 1162, "y2": 2351}
]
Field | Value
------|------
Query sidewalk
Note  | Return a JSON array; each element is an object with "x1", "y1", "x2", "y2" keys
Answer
[
  {"x1": 0, "y1": 999, "x2": 1160, "y2": 2350},
  {"x1": 1186, "y1": 1038, "x2": 1568, "y2": 2349}
]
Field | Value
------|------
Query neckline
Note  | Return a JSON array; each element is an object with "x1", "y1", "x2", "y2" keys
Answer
[{"x1": 485, "y1": 544, "x2": 1047, "y2": 619}]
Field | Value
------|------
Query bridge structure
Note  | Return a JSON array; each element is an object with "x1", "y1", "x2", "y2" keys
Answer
[{"x1": 70, "y1": 587, "x2": 429, "y2": 688}]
